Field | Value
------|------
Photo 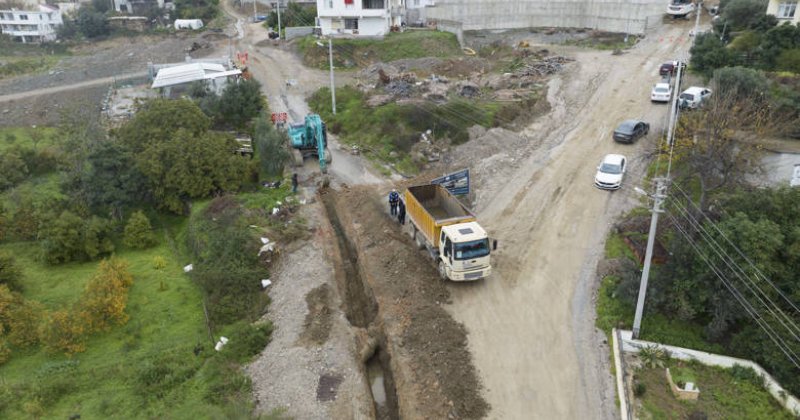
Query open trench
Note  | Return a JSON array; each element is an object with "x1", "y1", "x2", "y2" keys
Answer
[{"x1": 320, "y1": 189, "x2": 401, "y2": 420}]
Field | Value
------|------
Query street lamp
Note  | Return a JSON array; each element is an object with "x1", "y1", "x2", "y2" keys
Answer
[{"x1": 317, "y1": 39, "x2": 336, "y2": 115}]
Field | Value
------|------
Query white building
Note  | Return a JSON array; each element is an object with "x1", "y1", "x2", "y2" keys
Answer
[
  {"x1": 151, "y1": 62, "x2": 242, "y2": 97},
  {"x1": 112, "y1": 0, "x2": 173, "y2": 14},
  {"x1": 316, "y1": 0, "x2": 404, "y2": 36},
  {"x1": 0, "y1": 4, "x2": 63, "y2": 43},
  {"x1": 767, "y1": 0, "x2": 799, "y2": 24},
  {"x1": 406, "y1": 0, "x2": 433, "y2": 25}
]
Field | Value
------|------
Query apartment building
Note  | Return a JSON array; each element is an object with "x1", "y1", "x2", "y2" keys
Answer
[
  {"x1": 0, "y1": 4, "x2": 63, "y2": 43},
  {"x1": 767, "y1": 0, "x2": 799, "y2": 24},
  {"x1": 316, "y1": 0, "x2": 404, "y2": 36}
]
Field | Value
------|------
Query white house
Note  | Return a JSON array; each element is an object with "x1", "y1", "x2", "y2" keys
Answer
[
  {"x1": 0, "y1": 4, "x2": 63, "y2": 43},
  {"x1": 767, "y1": 0, "x2": 799, "y2": 24},
  {"x1": 316, "y1": 0, "x2": 403, "y2": 36},
  {"x1": 112, "y1": 0, "x2": 174, "y2": 14}
]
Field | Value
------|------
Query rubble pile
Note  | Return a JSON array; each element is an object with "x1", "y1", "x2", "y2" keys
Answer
[{"x1": 516, "y1": 56, "x2": 574, "y2": 77}]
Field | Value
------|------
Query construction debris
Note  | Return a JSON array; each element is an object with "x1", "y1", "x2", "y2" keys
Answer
[{"x1": 516, "y1": 56, "x2": 574, "y2": 77}]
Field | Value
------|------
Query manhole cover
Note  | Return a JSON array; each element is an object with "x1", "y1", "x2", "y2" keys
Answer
[{"x1": 316, "y1": 373, "x2": 344, "y2": 402}]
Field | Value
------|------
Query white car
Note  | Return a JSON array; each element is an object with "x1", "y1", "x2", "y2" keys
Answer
[
  {"x1": 595, "y1": 154, "x2": 627, "y2": 190},
  {"x1": 679, "y1": 86, "x2": 713, "y2": 109},
  {"x1": 651, "y1": 82, "x2": 672, "y2": 103}
]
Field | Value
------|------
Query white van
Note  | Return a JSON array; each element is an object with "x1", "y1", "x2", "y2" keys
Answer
[{"x1": 679, "y1": 87, "x2": 712, "y2": 109}]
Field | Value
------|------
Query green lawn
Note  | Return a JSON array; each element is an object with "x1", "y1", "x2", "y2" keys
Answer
[
  {"x1": 0, "y1": 55, "x2": 64, "y2": 80},
  {"x1": 635, "y1": 360, "x2": 795, "y2": 419},
  {"x1": 299, "y1": 30, "x2": 462, "y2": 69},
  {"x1": 0, "y1": 235, "x2": 221, "y2": 418},
  {"x1": 0, "y1": 126, "x2": 59, "y2": 153}
]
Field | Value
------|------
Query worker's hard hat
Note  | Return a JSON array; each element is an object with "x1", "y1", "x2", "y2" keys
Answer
[{"x1": 392, "y1": 188, "x2": 397, "y2": 192}]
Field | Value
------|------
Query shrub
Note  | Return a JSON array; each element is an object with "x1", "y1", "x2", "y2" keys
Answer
[
  {"x1": 776, "y1": 49, "x2": 800, "y2": 73},
  {"x1": 639, "y1": 345, "x2": 670, "y2": 368},
  {"x1": 730, "y1": 364, "x2": 766, "y2": 387},
  {"x1": 0, "y1": 251, "x2": 23, "y2": 292},
  {"x1": 633, "y1": 382, "x2": 647, "y2": 397},
  {"x1": 220, "y1": 321, "x2": 274, "y2": 362},
  {"x1": 39, "y1": 211, "x2": 115, "y2": 264},
  {"x1": 39, "y1": 309, "x2": 87, "y2": 355},
  {"x1": 124, "y1": 211, "x2": 158, "y2": 249},
  {"x1": 152, "y1": 255, "x2": 167, "y2": 270},
  {"x1": 80, "y1": 257, "x2": 134, "y2": 333},
  {"x1": 134, "y1": 351, "x2": 202, "y2": 399}
]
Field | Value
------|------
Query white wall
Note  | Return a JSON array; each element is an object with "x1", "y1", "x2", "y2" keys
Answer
[
  {"x1": 318, "y1": 15, "x2": 388, "y2": 35},
  {"x1": 426, "y1": 0, "x2": 666, "y2": 36}
]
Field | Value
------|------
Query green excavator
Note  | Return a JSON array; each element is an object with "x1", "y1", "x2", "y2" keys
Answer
[{"x1": 286, "y1": 114, "x2": 331, "y2": 174}]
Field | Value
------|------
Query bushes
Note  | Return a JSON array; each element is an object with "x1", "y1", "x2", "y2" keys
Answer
[
  {"x1": 80, "y1": 258, "x2": 134, "y2": 333},
  {"x1": 123, "y1": 211, "x2": 158, "y2": 249},
  {"x1": 39, "y1": 211, "x2": 115, "y2": 264},
  {"x1": 0, "y1": 251, "x2": 23, "y2": 292},
  {"x1": 39, "y1": 309, "x2": 87, "y2": 355}
]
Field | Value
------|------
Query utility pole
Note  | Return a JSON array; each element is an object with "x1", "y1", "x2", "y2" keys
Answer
[
  {"x1": 632, "y1": 178, "x2": 668, "y2": 338},
  {"x1": 624, "y1": 0, "x2": 633, "y2": 44},
  {"x1": 253, "y1": 0, "x2": 257, "y2": 23},
  {"x1": 276, "y1": 0, "x2": 282, "y2": 40},
  {"x1": 328, "y1": 38, "x2": 336, "y2": 115}
]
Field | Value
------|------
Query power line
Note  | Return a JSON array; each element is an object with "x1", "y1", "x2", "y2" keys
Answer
[
  {"x1": 668, "y1": 198, "x2": 800, "y2": 343},
  {"x1": 667, "y1": 212, "x2": 800, "y2": 369},
  {"x1": 671, "y1": 181, "x2": 800, "y2": 317}
]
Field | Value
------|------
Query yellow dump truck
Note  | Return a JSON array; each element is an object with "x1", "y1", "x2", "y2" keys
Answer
[{"x1": 405, "y1": 184, "x2": 495, "y2": 281}]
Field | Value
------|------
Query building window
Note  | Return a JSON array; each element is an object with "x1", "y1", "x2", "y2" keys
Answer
[
  {"x1": 328, "y1": 0, "x2": 333, "y2": 7},
  {"x1": 362, "y1": 0, "x2": 384, "y2": 8},
  {"x1": 414, "y1": 0, "x2": 420, "y2": 5},
  {"x1": 344, "y1": 18, "x2": 358, "y2": 29},
  {"x1": 19, "y1": 14, "x2": 28, "y2": 20},
  {"x1": 777, "y1": 1, "x2": 797, "y2": 18}
]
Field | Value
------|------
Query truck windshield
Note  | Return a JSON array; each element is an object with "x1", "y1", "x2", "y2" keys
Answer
[{"x1": 454, "y1": 239, "x2": 490, "y2": 260}]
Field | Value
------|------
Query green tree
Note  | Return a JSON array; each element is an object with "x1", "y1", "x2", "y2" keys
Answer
[
  {"x1": 712, "y1": 66, "x2": 770, "y2": 100},
  {"x1": 215, "y1": 79, "x2": 265, "y2": 129},
  {"x1": 253, "y1": 113, "x2": 290, "y2": 178},
  {"x1": 77, "y1": 6, "x2": 109, "y2": 38},
  {"x1": 720, "y1": 0, "x2": 769, "y2": 31},
  {"x1": 80, "y1": 257, "x2": 134, "y2": 333},
  {"x1": 135, "y1": 129, "x2": 247, "y2": 213},
  {"x1": 0, "y1": 151, "x2": 28, "y2": 191},
  {"x1": 82, "y1": 140, "x2": 147, "y2": 220},
  {"x1": 758, "y1": 22, "x2": 800, "y2": 69},
  {"x1": 266, "y1": 2, "x2": 316, "y2": 28},
  {"x1": 174, "y1": 0, "x2": 218, "y2": 20},
  {"x1": 690, "y1": 33, "x2": 738, "y2": 78},
  {"x1": 91, "y1": 0, "x2": 109, "y2": 14},
  {"x1": 0, "y1": 251, "x2": 23, "y2": 292},
  {"x1": 39, "y1": 211, "x2": 114, "y2": 264},
  {"x1": 116, "y1": 99, "x2": 210, "y2": 154},
  {"x1": 123, "y1": 211, "x2": 158, "y2": 249}
]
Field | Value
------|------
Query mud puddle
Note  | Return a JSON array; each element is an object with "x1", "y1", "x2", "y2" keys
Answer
[{"x1": 366, "y1": 347, "x2": 399, "y2": 420}]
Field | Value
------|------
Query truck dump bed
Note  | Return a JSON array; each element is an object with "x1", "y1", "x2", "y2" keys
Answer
[{"x1": 406, "y1": 184, "x2": 475, "y2": 246}]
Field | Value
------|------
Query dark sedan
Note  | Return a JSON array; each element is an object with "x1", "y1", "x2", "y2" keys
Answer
[
  {"x1": 659, "y1": 61, "x2": 686, "y2": 76},
  {"x1": 613, "y1": 119, "x2": 650, "y2": 144}
]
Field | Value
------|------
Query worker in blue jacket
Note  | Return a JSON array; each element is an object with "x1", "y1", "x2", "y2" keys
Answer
[{"x1": 389, "y1": 189, "x2": 400, "y2": 216}]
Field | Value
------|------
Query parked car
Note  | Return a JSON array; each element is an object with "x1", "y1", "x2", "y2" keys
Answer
[
  {"x1": 595, "y1": 154, "x2": 627, "y2": 190},
  {"x1": 679, "y1": 87, "x2": 713, "y2": 109},
  {"x1": 613, "y1": 120, "x2": 650, "y2": 143},
  {"x1": 650, "y1": 82, "x2": 672, "y2": 103},
  {"x1": 659, "y1": 61, "x2": 686, "y2": 76},
  {"x1": 254, "y1": 15, "x2": 267, "y2": 22}
]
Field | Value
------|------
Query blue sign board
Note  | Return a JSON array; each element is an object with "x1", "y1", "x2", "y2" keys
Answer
[{"x1": 431, "y1": 168, "x2": 470, "y2": 196}]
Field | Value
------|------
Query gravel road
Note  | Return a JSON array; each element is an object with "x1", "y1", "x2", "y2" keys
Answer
[{"x1": 440, "y1": 21, "x2": 698, "y2": 419}]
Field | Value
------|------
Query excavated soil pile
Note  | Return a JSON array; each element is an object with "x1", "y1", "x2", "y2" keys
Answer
[{"x1": 329, "y1": 185, "x2": 489, "y2": 419}]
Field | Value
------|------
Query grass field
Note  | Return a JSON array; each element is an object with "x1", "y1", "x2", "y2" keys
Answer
[
  {"x1": 0, "y1": 183, "x2": 290, "y2": 418},
  {"x1": 0, "y1": 55, "x2": 65, "y2": 80},
  {"x1": 0, "y1": 126, "x2": 58, "y2": 153},
  {"x1": 298, "y1": 30, "x2": 462, "y2": 69},
  {"x1": 635, "y1": 360, "x2": 795, "y2": 419}
]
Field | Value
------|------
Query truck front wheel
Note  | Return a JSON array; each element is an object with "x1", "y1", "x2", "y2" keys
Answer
[{"x1": 438, "y1": 261, "x2": 448, "y2": 281}]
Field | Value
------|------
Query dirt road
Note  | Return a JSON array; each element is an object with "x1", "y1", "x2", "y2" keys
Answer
[
  {"x1": 442, "y1": 23, "x2": 697, "y2": 419},
  {"x1": 0, "y1": 71, "x2": 147, "y2": 103}
]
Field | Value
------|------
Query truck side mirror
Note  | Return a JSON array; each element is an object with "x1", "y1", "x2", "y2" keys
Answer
[{"x1": 493, "y1": 240, "x2": 498, "y2": 250}]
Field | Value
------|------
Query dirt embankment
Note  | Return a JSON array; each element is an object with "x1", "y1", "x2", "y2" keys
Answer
[{"x1": 322, "y1": 186, "x2": 488, "y2": 419}]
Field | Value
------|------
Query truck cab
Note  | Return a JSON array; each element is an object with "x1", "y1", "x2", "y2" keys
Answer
[{"x1": 438, "y1": 222, "x2": 493, "y2": 281}]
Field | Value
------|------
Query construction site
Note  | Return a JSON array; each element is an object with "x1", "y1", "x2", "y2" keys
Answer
[{"x1": 0, "y1": 1, "x2": 727, "y2": 418}]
